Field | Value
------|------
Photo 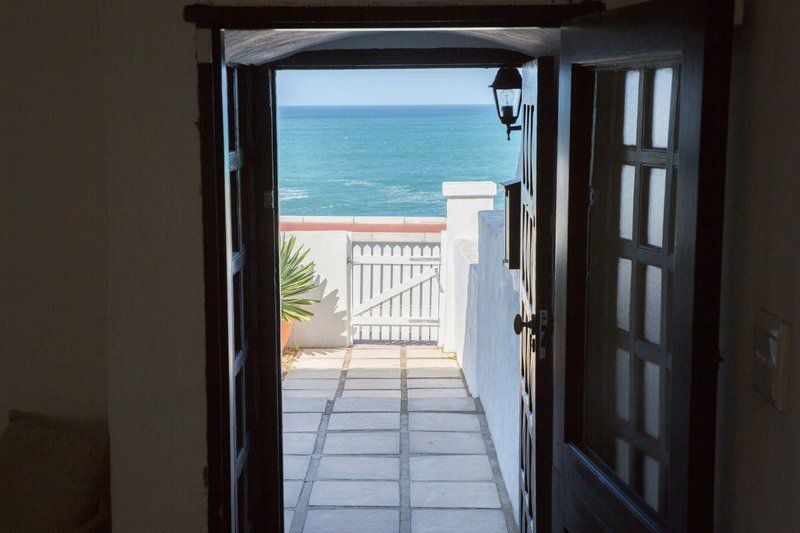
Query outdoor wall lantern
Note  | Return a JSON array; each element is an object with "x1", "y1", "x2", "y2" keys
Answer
[{"x1": 490, "y1": 67, "x2": 523, "y2": 140}]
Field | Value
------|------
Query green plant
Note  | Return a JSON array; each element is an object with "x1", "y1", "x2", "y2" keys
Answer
[{"x1": 279, "y1": 235, "x2": 319, "y2": 322}]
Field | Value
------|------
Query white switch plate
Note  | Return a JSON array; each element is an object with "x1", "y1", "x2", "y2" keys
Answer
[{"x1": 752, "y1": 309, "x2": 790, "y2": 411}]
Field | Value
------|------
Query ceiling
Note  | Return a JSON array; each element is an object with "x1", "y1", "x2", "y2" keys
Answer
[{"x1": 224, "y1": 28, "x2": 560, "y2": 65}]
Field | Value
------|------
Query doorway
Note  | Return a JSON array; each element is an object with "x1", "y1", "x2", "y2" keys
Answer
[
  {"x1": 274, "y1": 66, "x2": 523, "y2": 532},
  {"x1": 186, "y1": 4, "x2": 601, "y2": 532},
  {"x1": 184, "y1": 2, "x2": 732, "y2": 531}
]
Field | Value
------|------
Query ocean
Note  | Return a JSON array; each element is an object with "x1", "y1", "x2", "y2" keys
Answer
[{"x1": 277, "y1": 105, "x2": 520, "y2": 216}]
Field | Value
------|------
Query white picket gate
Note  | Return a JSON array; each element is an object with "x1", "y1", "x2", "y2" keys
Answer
[{"x1": 350, "y1": 239, "x2": 442, "y2": 343}]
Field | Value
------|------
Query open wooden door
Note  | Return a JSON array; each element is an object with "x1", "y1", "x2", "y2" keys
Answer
[
  {"x1": 551, "y1": 1, "x2": 732, "y2": 531},
  {"x1": 516, "y1": 57, "x2": 557, "y2": 533},
  {"x1": 201, "y1": 32, "x2": 283, "y2": 532}
]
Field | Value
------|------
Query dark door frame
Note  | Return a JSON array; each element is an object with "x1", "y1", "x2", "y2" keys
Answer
[{"x1": 186, "y1": 3, "x2": 605, "y2": 531}]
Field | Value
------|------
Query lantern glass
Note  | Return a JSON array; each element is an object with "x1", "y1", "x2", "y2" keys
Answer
[
  {"x1": 497, "y1": 88, "x2": 522, "y2": 125},
  {"x1": 490, "y1": 67, "x2": 523, "y2": 138}
]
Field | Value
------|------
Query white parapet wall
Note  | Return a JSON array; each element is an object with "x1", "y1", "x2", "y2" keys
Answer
[
  {"x1": 281, "y1": 216, "x2": 446, "y2": 347},
  {"x1": 440, "y1": 181, "x2": 497, "y2": 357},
  {"x1": 281, "y1": 230, "x2": 352, "y2": 348}
]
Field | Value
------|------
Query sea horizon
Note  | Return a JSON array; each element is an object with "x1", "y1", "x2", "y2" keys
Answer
[{"x1": 277, "y1": 103, "x2": 520, "y2": 217}]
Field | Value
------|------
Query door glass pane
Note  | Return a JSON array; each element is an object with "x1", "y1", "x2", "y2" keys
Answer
[
  {"x1": 623, "y1": 71, "x2": 640, "y2": 146},
  {"x1": 641, "y1": 360, "x2": 661, "y2": 438},
  {"x1": 642, "y1": 455, "x2": 660, "y2": 511},
  {"x1": 584, "y1": 65, "x2": 677, "y2": 518},
  {"x1": 620, "y1": 165, "x2": 635, "y2": 240},
  {"x1": 643, "y1": 265, "x2": 662, "y2": 344},
  {"x1": 650, "y1": 68, "x2": 673, "y2": 148},
  {"x1": 646, "y1": 168, "x2": 666, "y2": 247},
  {"x1": 615, "y1": 438, "x2": 631, "y2": 483},
  {"x1": 616, "y1": 258, "x2": 632, "y2": 331},
  {"x1": 615, "y1": 349, "x2": 630, "y2": 420}
]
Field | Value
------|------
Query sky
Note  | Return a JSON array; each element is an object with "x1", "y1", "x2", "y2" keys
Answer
[{"x1": 276, "y1": 68, "x2": 498, "y2": 106}]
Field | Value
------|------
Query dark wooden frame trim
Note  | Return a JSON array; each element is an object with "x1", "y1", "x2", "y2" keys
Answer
[
  {"x1": 272, "y1": 48, "x2": 532, "y2": 69},
  {"x1": 187, "y1": 3, "x2": 609, "y2": 531},
  {"x1": 184, "y1": 3, "x2": 604, "y2": 29},
  {"x1": 199, "y1": 29, "x2": 232, "y2": 529},
  {"x1": 532, "y1": 55, "x2": 557, "y2": 533}
]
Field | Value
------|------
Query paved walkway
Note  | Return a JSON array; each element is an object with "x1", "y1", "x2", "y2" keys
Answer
[{"x1": 282, "y1": 345, "x2": 517, "y2": 533}]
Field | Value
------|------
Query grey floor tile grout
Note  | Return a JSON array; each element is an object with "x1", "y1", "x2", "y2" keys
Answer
[{"x1": 399, "y1": 344, "x2": 411, "y2": 533}]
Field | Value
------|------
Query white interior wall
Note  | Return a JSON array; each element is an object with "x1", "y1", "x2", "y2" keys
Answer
[
  {"x1": 715, "y1": 3, "x2": 800, "y2": 530},
  {"x1": 1, "y1": 0, "x2": 798, "y2": 530},
  {"x1": 0, "y1": 2, "x2": 108, "y2": 433}
]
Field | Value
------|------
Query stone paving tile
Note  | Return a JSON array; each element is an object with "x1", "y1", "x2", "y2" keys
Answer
[
  {"x1": 309, "y1": 481, "x2": 400, "y2": 507},
  {"x1": 284, "y1": 480, "x2": 304, "y2": 508},
  {"x1": 406, "y1": 358, "x2": 459, "y2": 369},
  {"x1": 298, "y1": 348, "x2": 347, "y2": 359},
  {"x1": 327, "y1": 412, "x2": 400, "y2": 431},
  {"x1": 283, "y1": 345, "x2": 515, "y2": 533},
  {"x1": 341, "y1": 389, "x2": 402, "y2": 398},
  {"x1": 406, "y1": 368, "x2": 462, "y2": 378},
  {"x1": 292, "y1": 358, "x2": 345, "y2": 370},
  {"x1": 410, "y1": 455, "x2": 493, "y2": 481},
  {"x1": 344, "y1": 378, "x2": 401, "y2": 390},
  {"x1": 283, "y1": 389, "x2": 337, "y2": 400},
  {"x1": 283, "y1": 413, "x2": 323, "y2": 432},
  {"x1": 410, "y1": 509, "x2": 507, "y2": 533},
  {"x1": 405, "y1": 347, "x2": 451, "y2": 358},
  {"x1": 284, "y1": 369, "x2": 342, "y2": 380},
  {"x1": 333, "y1": 397, "x2": 401, "y2": 412},
  {"x1": 406, "y1": 378, "x2": 465, "y2": 389},
  {"x1": 349, "y1": 346, "x2": 402, "y2": 359},
  {"x1": 346, "y1": 368, "x2": 401, "y2": 379},
  {"x1": 409, "y1": 431, "x2": 487, "y2": 454},
  {"x1": 283, "y1": 432, "x2": 317, "y2": 455},
  {"x1": 282, "y1": 379, "x2": 340, "y2": 390},
  {"x1": 408, "y1": 398, "x2": 476, "y2": 412},
  {"x1": 410, "y1": 482, "x2": 500, "y2": 509},
  {"x1": 406, "y1": 388, "x2": 468, "y2": 398},
  {"x1": 408, "y1": 412, "x2": 481, "y2": 432},
  {"x1": 284, "y1": 510, "x2": 294, "y2": 533},
  {"x1": 283, "y1": 455, "x2": 311, "y2": 480},
  {"x1": 348, "y1": 358, "x2": 401, "y2": 369},
  {"x1": 317, "y1": 456, "x2": 400, "y2": 480},
  {"x1": 303, "y1": 509, "x2": 399, "y2": 533},
  {"x1": 282, "y1": 397, "x2": 328, "y2": 413},
  {"x1": 323, "y1": 432, "x2": 400, "y2": 455}
]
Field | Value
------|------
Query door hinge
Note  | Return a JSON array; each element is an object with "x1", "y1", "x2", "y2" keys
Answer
[{"x1": 264, "y1": 190, "x2": 275, "y2": 209}]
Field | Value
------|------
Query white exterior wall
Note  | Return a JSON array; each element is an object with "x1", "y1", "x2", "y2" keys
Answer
[
  {"x1": 283, "y1": 231, "x2": 352, "y2": 348},
  {"x1": 444, "y1": 206, "x2": 521, "y2": 522},
  {"x1": 440, "y1": 181, "x2": 497, "y2": 355},
  {"x1": 448, "y1": 239, "x2": 479, "y2": 373},
  {"x1": 472, "y1": 211, "x2": 521, "y2": 523}
]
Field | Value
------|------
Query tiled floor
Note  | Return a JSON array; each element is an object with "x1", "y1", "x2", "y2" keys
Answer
[{"x1": 282, "y1": 345, "x2": 517, "y2": 533}]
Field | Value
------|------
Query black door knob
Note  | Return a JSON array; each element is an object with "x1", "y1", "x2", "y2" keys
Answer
[{"x1": 513, "y1": 314, "x2": 537, "y2": 335}]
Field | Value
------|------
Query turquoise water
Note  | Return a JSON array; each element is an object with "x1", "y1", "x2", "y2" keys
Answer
[{"x1": 277, "y1": 105, "x2": 520, "y2": 216}]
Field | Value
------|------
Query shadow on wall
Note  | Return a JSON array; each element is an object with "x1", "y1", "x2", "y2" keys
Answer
[{"x1": 289, "y1": 277, "x2": 348, "y2": 348}]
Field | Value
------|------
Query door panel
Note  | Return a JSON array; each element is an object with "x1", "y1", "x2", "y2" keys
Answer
[
  {"x1": 223, "y1": 64, "x2": 256, "y2": 532},
  {"x1": 553, "y1": 1, "x2": 732, "y2": 531},
  {"x1": 205, "y1": 45, "x2": 283, "y2": 531},
  {"x1": 518, "y1": 57, "x2": 556, "y2": 533}
]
